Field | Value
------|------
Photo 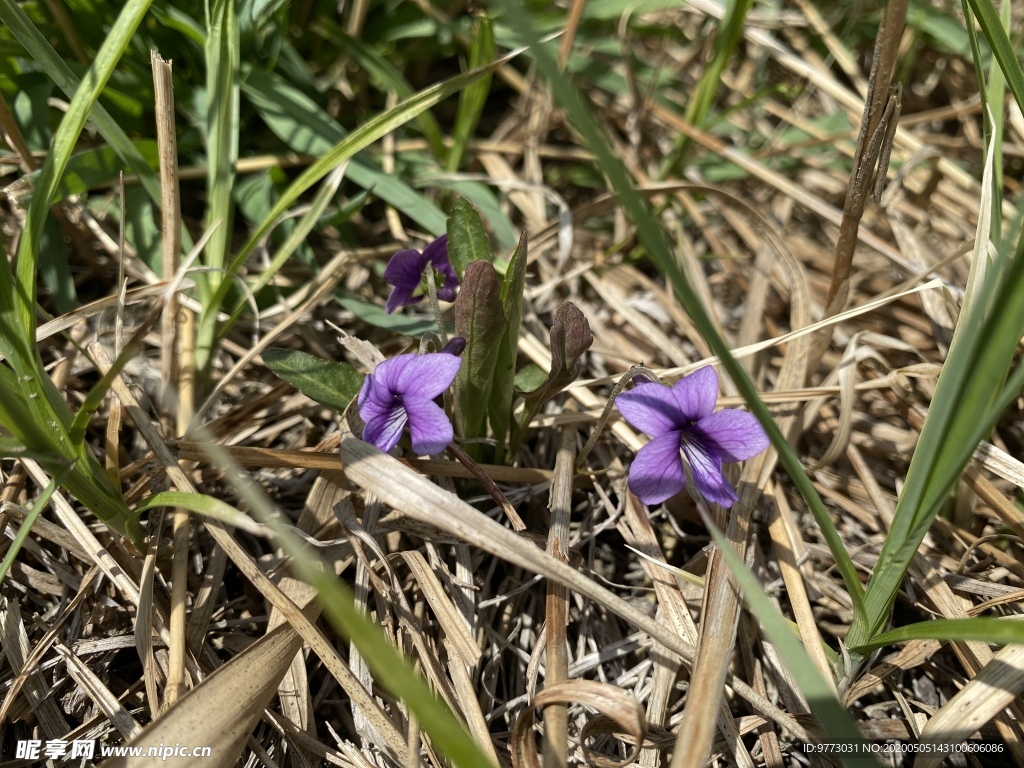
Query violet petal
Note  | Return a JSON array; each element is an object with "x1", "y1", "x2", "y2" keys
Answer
[
  {"x1": 384, "y1": 248, "x2": 431, "y2": 287},
  {"x1": 680, "y1": 432, "x2": 736, "y2": 507},
  {"x1": 670, "y1": 366, "x2": 719, "y2": 423},
  {"x1": 616, "y1": 382, "x2": 688, "y2": 437},
  {"x1": 362, "y1": 407, "x2": 407, "y2": 453},
  {"x1": 694, "y1": 409, "x2": 770, "y2": 463},
  {"x1": 404, "y1": 397, "x2": 454, "y2": 455},
  {"x1": 390, "y1": 353, "x2": 462, "y2": 400},
  {"x1": 628, "y1": 431, "x2": 687, "y2": 505}
]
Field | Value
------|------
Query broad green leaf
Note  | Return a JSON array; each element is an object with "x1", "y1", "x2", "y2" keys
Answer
[
  {"x1": 489, "y1": 231, "x2": 527, "y2": 462},
  {"x1": 453, "y1": 260, "x2": 505, "y2": 456},
  {"x1": 446, "y1": 196, "x2": 492, "y2": 279},
  {"x1": 513, "y1": 364, "x2": 547, "y2": 395},
  {"x1": 426, "y1": 179, "x2": 518, "y2": 249},
  {"x1": 262, "y1": 348, "x2": 364, "y2": 415},
  {"x1": 447, "y1": 15, "x2": 494, "y2": 172}
]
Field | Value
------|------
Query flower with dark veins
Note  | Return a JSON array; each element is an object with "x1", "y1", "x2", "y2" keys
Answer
[
  {"x1": 357, "y1": 352, "x2": 461, "y2": 454},
  {"x1": 615, "y1": 366, "x2": 769, "y2": 507},
  {"x1": 384, "y1": 235, "x2": 458, "y2": 314}
]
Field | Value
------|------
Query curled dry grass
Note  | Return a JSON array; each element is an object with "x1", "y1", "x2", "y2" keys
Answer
[{"x1": 2, "y1": 2, "x2": 1024, "y2": 767}]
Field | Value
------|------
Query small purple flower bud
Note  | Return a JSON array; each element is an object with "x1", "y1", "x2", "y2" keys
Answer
[
  {"x1": 357, "y1": 352, "x2": 461, "y2": 455},
  {"x1": 384, "y1": 235, "x2": 459, "y2": 314},
  {"x1": 441, "y1": 337, "x2": 467, "y2": 357},
  {"x1": 615, "y1": 366, "x2": 769, "y2": 508}
]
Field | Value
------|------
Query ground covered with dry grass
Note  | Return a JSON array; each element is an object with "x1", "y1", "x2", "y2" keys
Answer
[{"x1": 2, "y1": 1, "x2": 1024, "y2": 767}]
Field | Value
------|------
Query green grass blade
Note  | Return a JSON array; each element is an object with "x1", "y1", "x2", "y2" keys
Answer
[
  {"x1": 196, "y1": 447, "x2": 500, "y2": 768},
  {"x1": 200, "y1": 51, "x2": 524, "y2": 355},
  {"x1": 312, "y1": 19, "x2": 447, "y2": 158},
  {"x1": 659, "y1": 0, "x2": 753, "y2": 177},
  {"x1": 966, "y1": 0, "x2": 1024, "y2": 116},
  {"x1": 0, "y1": 464, "x2": 71, "y2": 586},
  {"x1": 706, "y1": 518, "x2": 876, "y2": 762},
  {"x1": 241, "y1": 70, "x2": 447, "y2": 234},
  {"x1": 2, "y1": 0, "x2": 153, "y2": 546},
  {"x1": 228, "y1": 52, "x2": 518, "y2": 280},
  {"x1": 499, "y1": 2, "x2": 866, "y2": 621},
  {"x1": 0, "y1": 0, "x2": 161, "y2": 204},
  {"x1": 446, "y1": 15, "x2": 494, "y2": 172},
  {"x1": 850, "y1": 618, "x2": 1024, "y2": 653},
  {"x1": 203, "y1": 0, "x2": 239, "y2": 277},
  {"x1": 194, "y1": 0, "x2": 240, "y2": 374}
]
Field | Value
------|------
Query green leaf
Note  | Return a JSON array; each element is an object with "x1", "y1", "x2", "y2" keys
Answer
[
  {"x1": 0, "y1": 0, "x2": 162, "y2": 205},
  {"x1": 489, "y1": 231, "x2": 527, "y2": 462},
  {"x1": 335, "y1": 292, "x2": 439, "y2": 337},
  {"x1": 241, "y1": 69, "x2": 447, "y2": 235},
  {"x1": 446, "y1": 197, "x2": 492, "y2": 279},
  {"x1": 262, "y1": 348, "x2": 364, "y2": 415},
  {"x1": 6, "y1": 141, "x2": 160, "y2": 207},
  {"x1": 446, "y1": 15, "x2": 494, "y2": 172},
  {"x1": 453, "y1": 260, "x2": 505, "y2": 456},
  {"x1": 513, "y1": 364, "x2": 547, "y2": 395},
  {"x1": 850, "y1": 617, "x2": 1024, "y2": 653}
]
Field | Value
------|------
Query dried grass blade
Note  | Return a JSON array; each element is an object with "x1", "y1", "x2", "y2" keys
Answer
[
  {"x1": 98, "y1": 604, "x2": 319, "y2": 768},
  {"x1": 915, "y1": 645, "x2": 1024, "y2": 768},
  {"x1": 56, "y1": 642, "x2": 143, "y2": 740},
  {"x1": 337, "y1": 420, "x2": 812, "y2": 740}
]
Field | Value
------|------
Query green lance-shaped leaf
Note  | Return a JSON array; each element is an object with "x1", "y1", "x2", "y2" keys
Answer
[
  {"x1": 453, "y1": 260, "x2": 505, "y2": 459},
  {"x1": 263, "y1": 348, "x2": 365, "y2": 416},
  {"x1": 513, "y1": 302, "x2": 593, "y2": 450},
  {"x1": 489, "y1": 231, "x2": 528, "y2": 463},
  {"x1": 446, "y1": 196, "x2": 492, "y2": 280},
  {"x1": 447, "y1": 14, "x2": 495, "y2": 173}
]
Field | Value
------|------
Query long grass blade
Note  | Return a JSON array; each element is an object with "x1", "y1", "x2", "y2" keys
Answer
[{"x1": 498, "y1": 1, "x2": 866, "y2": 621}]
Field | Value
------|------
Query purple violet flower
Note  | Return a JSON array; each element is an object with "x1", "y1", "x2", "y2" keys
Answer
[
  {"x1": 358, "y1": 352, "x2": 461, "y2": 454},
  {"x1": 615, "y1": 366, "x2": 769, "y2": 507},
  {"x1": 384, "y1": 235, "x2": 458, "y2": 314}
]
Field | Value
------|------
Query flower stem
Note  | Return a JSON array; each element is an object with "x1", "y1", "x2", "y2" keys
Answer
[
  {"x1": 424, "y1": 269, "x2": 448, "y2": 344},
  {"x1": 576, "y1": 365, "x2": 662, "y2": 469}
]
